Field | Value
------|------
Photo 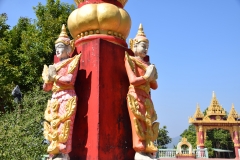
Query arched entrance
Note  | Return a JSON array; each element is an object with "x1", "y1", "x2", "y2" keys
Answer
[
  {"x1": 189, "y1": 92, "x2": 240, "y2": 158},
  {"x1": 176, "y1": 137, "x2": 193, "y2": 155}
]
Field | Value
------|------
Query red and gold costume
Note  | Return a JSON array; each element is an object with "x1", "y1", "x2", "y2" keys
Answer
[
  {"x1": 125, "y1": 24, "x2": 159, "y2": 154},
  {"x1": 42, "y1": 25, "x2": 81, "y2": 156}
]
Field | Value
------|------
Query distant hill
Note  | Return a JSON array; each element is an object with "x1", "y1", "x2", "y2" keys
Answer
[{"x1": 166, "y1": 136, "x2": 181, "y2": 148}]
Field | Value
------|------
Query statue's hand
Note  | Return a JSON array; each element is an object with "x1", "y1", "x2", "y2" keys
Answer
[
  {"x1": 142, "y1": 64, "x2": 157, "y2": 82},
  {"x1": 48, "y1": 65, "x2": 57, "y2": 81},
  {"x1": 42, "y1": 65, "x2": 50, "y2": 82},
  {"x1": 153, "y1": 66, "x2": 158, "y2": 80}
]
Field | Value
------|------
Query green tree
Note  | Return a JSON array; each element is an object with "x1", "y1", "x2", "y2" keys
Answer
[
  {"x1": 180, "y1": 124, "x2": 197, "y2": 148},
  {"x1": 0, "y1": 0, "x2": 75, "y2": 109},
  {"x1": 0, "y1": 88, "x2": 50, "y2": 159},
  {"x1": 0, "y1": 13, "x2": 10, "y2": 37},
  {"x1": 156, "y1": 125, "x2": 172, "y2": 149},
  {"x1": 205, "y1": 129, "x2": 234, "y2": 158},
  {"x1": 0, "y1": 0, "x2": 76, "y2": 158}
]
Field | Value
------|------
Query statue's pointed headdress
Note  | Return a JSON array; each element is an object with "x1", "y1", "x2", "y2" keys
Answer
[
  {"x1": 129, "y1": 23, "x2": 149, "y2": 50},
  {"x1": 55, "y1": 24, "x2": 71, "y2": 45},
  {"x1": 134, "y1": 23, "x2": 149, "y2": 43}
]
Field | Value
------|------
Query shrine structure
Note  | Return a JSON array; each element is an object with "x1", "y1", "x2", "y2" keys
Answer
[
  {"x1": 189, "y1": 92, "x2": 240, "y2": 158},
  {"x1": 176, "y1": 137, "x2": 195, "y2": 159},
  {"x1": 64, "y1": 0, "x2": 136, "y2": 159}
]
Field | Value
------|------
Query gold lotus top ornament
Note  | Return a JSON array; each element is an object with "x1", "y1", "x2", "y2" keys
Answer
[{"x1": 67, "y1": 2, "x2": 131, "y2": 42}]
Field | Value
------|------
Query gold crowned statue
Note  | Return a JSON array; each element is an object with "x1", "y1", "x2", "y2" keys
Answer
[
  {"x1": 125, "y1": 24, "x2": 159, "y2": 160},
  {"x1": 42, "y1": 24, "x2": 81, "y2": 160}
]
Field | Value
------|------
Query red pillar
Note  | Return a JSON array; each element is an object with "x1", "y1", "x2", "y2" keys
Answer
[
  {"x1": 197, "y1": 127, "x2": 204, "y2": 149},
  {"x1": 70, "y1": 39, "x2": 135, "y2": 159},
  {"x1": 233, "y1": 130, "x2": 240, "y2": 159}
]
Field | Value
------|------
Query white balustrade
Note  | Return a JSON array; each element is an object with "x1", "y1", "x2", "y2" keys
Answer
[
  {"x1": 157, "y1": 148, "x2": 208, "y2": 159},
  {"x1": 193, "y1": 148, "x2": 209, "y2": 159}
]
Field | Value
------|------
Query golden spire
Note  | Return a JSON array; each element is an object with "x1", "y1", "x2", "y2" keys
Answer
[
  {"x1": 212, "y1": 91, "x2": 215, "y2": 98},
  {"x1": 228, "y1": 103, "x2": 238, "y2": 119},
  {"x1": 206, "y1": 92, "x2": 226, "y2": 116},
  {"x1": 193, "y1": 103, "x2": 204, "y2": 119}
]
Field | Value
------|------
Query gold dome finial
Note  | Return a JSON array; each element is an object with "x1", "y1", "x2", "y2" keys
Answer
[{"x1": 55, "y1": 24, "x2": 70, "y2": 45}]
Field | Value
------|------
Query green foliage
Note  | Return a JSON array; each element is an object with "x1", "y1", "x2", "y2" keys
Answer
[
  {"x1": 156, "y1": 125, "x2": 172, "y2": 149},
  {"x1": 0, "y1": 0, "x2": 75, "y2": 109},
  {"x1": 0, "y1": 88, "x2": 50, "y2": 159},
  {"x1": 205, "y1": 129, "x2": 234, "y2": 158},
  {"x1": 204, "y1": 139, "x2": 214, "y2": 157},
  {"x1": 0, "y1": 13, "x2": 10, "y2": 37},
  {"x1": 0, "y1": 0, "x2": 76, "y2": 158},
  {"x1": 180, "y1": 124, "x2": 197, "y2": 148}
]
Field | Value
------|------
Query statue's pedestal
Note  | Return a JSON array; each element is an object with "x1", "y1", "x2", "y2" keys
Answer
[{"x1": 70, "y1": 39, "x2": 135, "y2": 159}]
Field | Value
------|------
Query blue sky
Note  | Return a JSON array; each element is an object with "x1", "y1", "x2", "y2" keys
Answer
[{"x1": 1, "y1": 0, "x2": 240, "y2": 138}]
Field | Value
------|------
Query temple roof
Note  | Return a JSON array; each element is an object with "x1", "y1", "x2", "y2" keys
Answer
[
  {"x1": 193, "y1": 104, "x2": 204, "y2": 119},
  {"x1": 206, "y1": 91, "x2": 226, "y2": 116},
  {"x1": 228, "y1": 104, "x2": 238, "y2": 120},
  {"x1": 189, "y1": 92, "x2": 239, "y2": 124}
]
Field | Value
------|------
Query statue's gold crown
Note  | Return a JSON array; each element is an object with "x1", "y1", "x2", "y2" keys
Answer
[
  {"x1": 74, "y1": 0, "x2": 128, "y2": 7},
  {"x1": 129, "y1": 24, "x2": 149, "y2": 50},
  {"x1": 55, "y1": 24, "x2": 70, "y2": 45},
  {"x1": 134, "y1": 23, "x2": 148, "y2": 42}
]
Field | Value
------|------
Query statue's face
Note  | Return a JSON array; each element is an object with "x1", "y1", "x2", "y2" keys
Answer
[
  {"x1": 134, "y1": 41, "x2": 149, "y2": 58},
  {"x1": 55, "y1": 42, "x2": 69, "y2": 60}
]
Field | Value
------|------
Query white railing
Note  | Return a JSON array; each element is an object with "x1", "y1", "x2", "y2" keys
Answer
[
  {"x1": 157, "y1": 148, "x2": 208, "y2": 159},
  {"x1": 157, "y1": 149, "x2": 177, "y2": 158},
  {"x1": 194, "y1": 148, "x2": 209, "y2": 158}
]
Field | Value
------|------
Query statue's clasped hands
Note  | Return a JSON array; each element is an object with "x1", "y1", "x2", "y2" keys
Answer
[
  {"x1": 142, "y1": 64, "x2": 158, "y2": 82},
  {"x1": 48, "y1": 65, "x2": 57, "y2": 82}
]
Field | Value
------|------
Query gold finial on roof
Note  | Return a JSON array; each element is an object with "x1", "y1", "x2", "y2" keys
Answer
[
  {"x1": 206, "y1": 92, "x2": 226, "y2": 116},
  {"x1": 212, "y1": 91, "x2": 215, "y2": 98},
  {"x1": 228, "y1": 103, "x2": 238, "y2": 119},
  {"x1": 181, "y1": 137, "x2": 187, "y2": 142},
  {"x1": 193, "y1": 103, "x2": 204, "y2": 119}
]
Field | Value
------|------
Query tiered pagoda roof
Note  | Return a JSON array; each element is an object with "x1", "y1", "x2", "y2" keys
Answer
[{"x1": 189, "y1": 92, "x2": 239, "y2": 125}]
